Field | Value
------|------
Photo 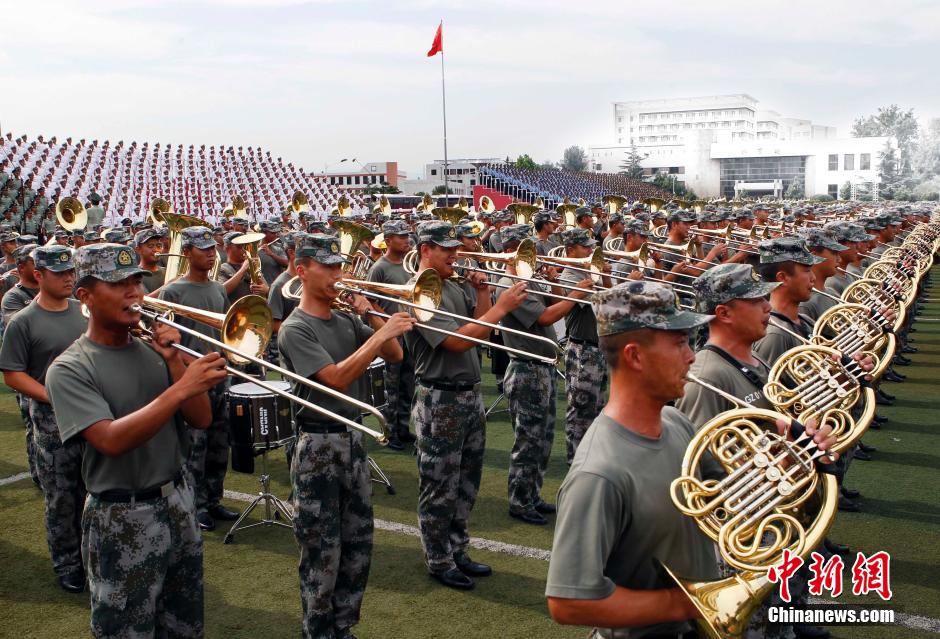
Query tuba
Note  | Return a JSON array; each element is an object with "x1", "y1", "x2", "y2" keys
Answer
[
  {"x1": 231, "y1": 195, "x2": 248, "y2": 218},
  {"x1": 602, "y1": 194, "x2": 628, "y2": 217},
  {"x1": 643, "y1": 197, "x2": 665, "y2": 213},
  {"x1": 373, "y1": 195, "x2": 392, "y2": 216},
  {"x1": 231, "y1": 232, "x2": 266, "y2": 285},
  {"x1": 56, "y1": 197, "x2": 88, "y2": 231},
  {"x1": 478, "y1": 195, "x2": 496, "y2": 216},
  {"x1": 432, "y1": 207, "x2": 466, "y2": 226},
  {"x1": 290, "y1": 191, "x2": 312, "y2": 215},
  {"x1": 507, "y1": 202, "x2": 540, "y2": 225},
  {"x1": 148, "y1": 198, "x2": 172, "y2": 228},
  {"x1": 151, "y1": 205, "x2": 207, "y2": 283}
]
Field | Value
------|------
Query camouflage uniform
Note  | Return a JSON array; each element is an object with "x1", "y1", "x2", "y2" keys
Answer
[
  {"x1": 505, "y1": 360, "x2": 555, "y2": 511},
  {"x1": 413, "y1": 385, "x2": 486, "y2": 572},
  {"x1": 187, "y1": 386, "x2": 230, "y2": 513},
  {"x1": 19, "y1": 392, "x2": 39, "y2": 485},
  {"x1": 83, "y1": 482, "x2": 204, "y2": 638},
  {"x1": 291, "y1": 431, "x2": 373, "y2": 639}
]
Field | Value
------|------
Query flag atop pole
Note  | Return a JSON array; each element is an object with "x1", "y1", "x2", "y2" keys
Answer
[{"x1": 427, "y1": 22, "x2": 443, "y2": 57}]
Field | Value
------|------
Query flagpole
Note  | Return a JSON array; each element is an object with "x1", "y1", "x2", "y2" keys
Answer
[{"x1": 439, "y1": 21, "x2": 449, "y2": 202}]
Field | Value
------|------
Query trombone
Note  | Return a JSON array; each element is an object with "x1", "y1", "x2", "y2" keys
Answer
[
  {"x1": 135, "y1": 295, "x2": 390, "y2": 442},
  {"x1": 279, "y1": 270, "x2": 562, "y2": 363}
]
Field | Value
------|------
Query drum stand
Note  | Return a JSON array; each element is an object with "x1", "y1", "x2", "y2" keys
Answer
[{"x1": 223, "y1": 447, "x2": 294, "y2": 544}]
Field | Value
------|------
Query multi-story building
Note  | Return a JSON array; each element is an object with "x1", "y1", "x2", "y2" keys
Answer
[
  {"x1": 399, "y1": 158, "x2": 500, "y2": 196},
  {"x1": 592, "y1": 94, "x2": 890, "y2": 199},
  {"x1": 316, "y1": 161, "x2": 405, "y2": 190}
]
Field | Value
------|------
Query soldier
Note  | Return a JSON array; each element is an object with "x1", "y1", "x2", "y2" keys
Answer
[
  {"x1": 257, "y1": 219, "x2": 289, "y2": 284},
  {"x1": 366, "y1": 218, "x2": 417, "y2": 451},
  {"x1": 267, "y1": 230, "x2": 301, "y2": 334},
  {"x1": 46, "y1": 243, "x2": 227, "y2": 638},
  {"x1": 85, "y1": 192, "x2": 106, "y2": 229},
  {"x1": 159, "y1": 227, "x2": 241, "y2": 531},
  {"x1": 797, "y1": 229, "x2": 847, "y2": 323},
  {"x1": 497, "y1": 224, "x2": 591, "y2": 525},
  {"x1": 278, "y1": 233, "x2": 414, "y2": 639},
  {"x1": 557, "y1": 229, "x2": 607, "y2": 463},
  {"x1": 0, "y1": 246, "x2": 87, "y2": 592},
  {"x1": 219, "y1": 231, "x2": 269, "y2": 303},
  {"x1": 753, "y1": 237, "x2": 824, "y2": 365},
  {"x1": 1, "y1": 243, "x2": 39, "y2": 326},
  {"x1": 405, "y1": 221, "x2": 527, "y2": 590},
  {"x1": 133, "y1": 227, "x2": 167, "y2": 293},
  {"x1": 532, "y1": 211, "x2": 560, "y2": 255}
]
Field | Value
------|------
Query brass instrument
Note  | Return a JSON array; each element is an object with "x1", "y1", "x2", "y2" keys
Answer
[
  {"x1": 602, "y1": 194, "x2": 627, "y2": 217},
  {"x1": 149, "y1": 205, "x2": 208, "y2": 283},
  {"x1": 415, "y1": 194, "x2": 434, "y2": 214},
  {"x1": 539, "y1": 247, "x2": 607, "y2": 283},
  {"x1": 668, "y1": 374, "x2": 839, "y2": 638},
  {"x1": 478, "y1": 195, "x2": 496, "y2": 216},
  {"x1": 457, "y1": 196, "x2": 470, "y2": 212},
  {"x1": 457, "y1": 238, "x2": 538, "y2": 279},
  {"x1": 334, "y1": 194, "x2": 352, "y2": 217},
  {"x1": 373, "y1": 195, "x2": 392, "y2": 216},
  {"x1": 841, "y1": 278, "x2": 905, "y2": 331},
  {"x1": 811, "y1": 303, "x2": 897, "y2": 378},
  {"x1": 280, "y1": 268, "x2": 561, "y2": 362},
  {"x1": 148, "y1": 198, "x2": 172, "y2": 228},
  {"x1": 555, "y1": 201, "x2": 580, "y2": 228},
  {"x1": 432, "y1": 207, "x2": 466, "y2": 226},
  {"x1": 642, "y1": 197, "x2": 665, "y2": 213},
  {"x1": 133, "y1": 296, "x2": 389, "y2": 442},
  {"x1": 55, "y1": 197, "x2": 88, "y2": 231},
  {"x1": 290, "y1": 191, "x2": 312, "y2": 215},
  {"x1": 507, "y1": 202, "x2": 540, "y2": 225},
  {"x1": 232, "y1": 195, "x2": 248, "y2": 218},
  {"x1": 329, "y1": 218, "x2": 376, "y2": 278},
  {"x1": 863, "y1": 260, "x2": 916, "y2": 306},
  {"x1": 231, "y1": 232, "x2": 266, "y2": 285}
]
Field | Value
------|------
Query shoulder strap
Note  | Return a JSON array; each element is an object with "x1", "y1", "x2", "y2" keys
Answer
[{"x1": 700, "y1": 344, "x2": 764, "y2": 388}]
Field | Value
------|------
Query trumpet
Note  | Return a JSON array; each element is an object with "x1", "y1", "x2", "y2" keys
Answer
[
  {"x1": 134, "y1": 295, "x2": 389, "y2": 442},
  {"x1": 279, "y1": 269, "x2": 562, "y2": 363}
]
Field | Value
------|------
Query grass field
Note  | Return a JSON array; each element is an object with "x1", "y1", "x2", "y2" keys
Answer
[{"x1": 1, "y1": 278, "x2": 939, "y2": 638}]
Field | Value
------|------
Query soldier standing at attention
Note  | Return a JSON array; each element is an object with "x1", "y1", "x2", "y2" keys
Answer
[
  {"x1": 45, "y1": 243, "x2": 227, "y2": 637},
  {"x1": 366, "y1": 218, "x2": 418, "y2": 451},
  {"x1": 405, "y1": 221, "x2": 527, "y2": 590},
  {"x1": 278, "y1": 233, "x2": 414, "y2": 639},
  {"x1": 0, "y1": 246, "x2": 87, "y2": 593},
  {"x1": 159, "y1": 227, "x2": 241, "y2": 531},
  {"x1": 497, "y1": 224, "x2": 592, "y2": 525},
  {"x1": 84, "y1": 192, "x2": 106, "y2": 229}
]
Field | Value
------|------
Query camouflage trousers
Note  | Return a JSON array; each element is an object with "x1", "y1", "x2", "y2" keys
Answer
[
  {"x1": 185, "y1": 385, "x2": 230, "y2": 513},
  {"x1": 18, "y1": 392, "x2": 39, "y2": 485},
  {"x1": 383, "y1": 340, "x2": 415, "y2": 437},
  {"x1": 29, "y1": 400, "x2": 85, "y2": 576},
  {"x1": 83, "y1": 480, "x2": 204, "y2": 639},
  {"x1": 291, "y1": 430, "x2": 373, "y2": 639},
  {"x1": 412, "y1": 384, "x2": 486, "y2": 573},
  {"x1": 504, "y1": 360, "x2": 556, "y2": 512},
  {"x1": 564, "y1": 341, "x2": 608, "y2": 464}
]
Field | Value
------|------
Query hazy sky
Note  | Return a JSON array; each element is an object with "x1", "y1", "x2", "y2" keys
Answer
[{"x1": 2, "y1": 0, "x2": 938, "y2": 178}]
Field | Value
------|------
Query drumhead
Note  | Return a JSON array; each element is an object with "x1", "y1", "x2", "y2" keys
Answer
[{"x1": 229, "y1": 380, "x2": 291, "y2": 398}]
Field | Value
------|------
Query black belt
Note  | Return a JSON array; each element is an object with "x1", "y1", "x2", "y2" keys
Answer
[
  {"x1": 92, "y1": 471, "x2": 184, "y2": 503},
  {"x1": 567, "y1": 337, "x2": 598, "y2": 347},
  {"x1": 299, "y1": 422, "x2": 349, "y2": 434},
  {"x1": 418, "y1": 379, "x2": 480, "y2": 392}
]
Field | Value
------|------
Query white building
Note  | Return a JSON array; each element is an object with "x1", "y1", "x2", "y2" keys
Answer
[
  {"x1": 591, "y1": 94, "x2": 889, "y2": 199},
  {"x1": 399, "y1": 158, "x2": 500, "y2": 196},
  {"x1": 316, "y1": 161, "x2": 406, "y2": 190}
]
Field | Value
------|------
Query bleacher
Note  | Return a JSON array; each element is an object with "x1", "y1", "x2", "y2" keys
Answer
[
  {"x1": 0, "y1": 132, "x2": 365, "y2": 230},
  {"x1": 479, "y1": 163, "x2": 671, "y2": 208}
]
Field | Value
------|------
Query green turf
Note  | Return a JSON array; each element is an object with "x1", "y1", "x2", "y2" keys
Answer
[{"x1": 2, "y1": 278, "x2": 940, "y2": 638}]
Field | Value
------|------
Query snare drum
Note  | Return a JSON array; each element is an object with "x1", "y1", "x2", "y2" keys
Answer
[
  {"x1": 366, "y1": 357, "x2": 386, "y2": 410},
  {"x1": 229, "y1": 380, "x2": 293, "y2": 474}
]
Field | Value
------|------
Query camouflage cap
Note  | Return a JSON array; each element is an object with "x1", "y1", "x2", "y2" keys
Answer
[
  {"x1": 651, "y1": 209, "x2": 668, "y2": 220},
  {"x1": 82, "y1": 232, "x2": 98, "y2": 242},
  {"x1": 103, "y1": 229, "x2": 131, "y2": 244},
  {"x1": 382, "y1": 219, "x2": 411, "y2": 236},
  {"x1": 623, "y1": 219, "x2": 649, "y2": 237},
  {"x1": 758, "y1": 237, "x2": 825, "y2": 265},
  {"x1": 609, "y1": 213, "x2": 625, "y2": 226},
  {"x1": 667, "y1": 209, "x2": 697, "y2": 224},
  {"x1": 31, "y1": 245, "x2": 75, "y2": 272},
  {"x1": 283, "y1": 231, "x2": 302, "y2": 251},
  {"x1": 734, "y1": 207, "x2": 756, "y2": 220},
  {"x1": 306, "y1": 221, "x2": 335, "y2": 235},
  {"x1": 456, "y1": 222, "x2": 483, "y2": 239},
  {"x1": 593, "y1": 281, "x2": 713, "y2": 336},
  {"x1": 258, "y1": 219, "x2": 280, "y2": 232},
  {"x1": 76, "y1": 243, "x2": 151, "y2": 283},
  {"x1": 698, "y1": 209, "x2": 723, "y2": 224},
  {"x1": 14, "y1": 244, "x2": 38, "y2": 265},
  {"x1": 16, "y1": 234, "x2": 38, "y2": 246},
  {"x1": 823, "y1": 221, "x2": 867, "y2": 243},
  {"x1": 131, "y1": 220, "x2": 150, "y2": 231},
  {"x1": 533, "y1": 211, "x2": 556, "y2": 225},
  {"x1": 799, "y1": 228, "x2": 847, "y2": 253},
  {"x1": 416, "y1": 221, "x2": 461, "y2": 248},
  {"x1": 862, "y1": 217, "x2": 885, "y2": 231},
  {"x1": 574, "y1": 206, "x2": 594, "y2": 221},
  {"x1": 0, "y1": 231, "x2": 17, "y2": 243},
  {"x1": 134, "y1": 228, "x2": 161, "y2": 246},
  {"x1": 223, "y1": 231, "x2": 243, "y2": 246},
  {"x1": 631, "y1": 211, "x2": 652, "y2": 223},
  {"x1": 562, "y1": 227, "x2": 597, "y2": 247},
  {"x1": 231, "y1": 216, "x2": 250, "y2": 226},
  {"x1": 54, "y1": 228, "x2": 68, "y2": 238},
  {"x1": 181, "y1": 227, "x2": 217, "y2": 249},
  {"x1": 295, "y1": 232, "x2": 346, "y2": 265},
  {"x1": 501, "y1": 223, "x2": 532, "y2": 245},
  {"x1": 693, "y1": 263, "x2": 779, "y2": 313}
]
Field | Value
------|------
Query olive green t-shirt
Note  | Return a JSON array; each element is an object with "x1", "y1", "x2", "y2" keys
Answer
[
  {"x1": 753, "y1": 311, "x2": 812, "y2": 366},
  {"x1": 141, "y1": 266, "x2": 167, "y2": 294},
  {"x1": 405, "y1": 278, "x2": 481, "y2": 383},
  {"x1": 366, "y1": 256, "x2": 410, "y2": 314},
  {"x1": 559, "y1": 266, "x2": 598, "y2": 343},
  {"x1": 799, "y1": 288, "x2": 839, "y2": 323},
  {"x1": 825, "y1": 273, "x2": 850, "y2": 297},
  {"x1": 46, "y1": 335, "x2": 187, "y2": 493},
  {"x1": 0, "y1": 298, "x2": 87, "y2": 387},
  {"x1": 267, "y1": 270, "x2": 297, "y2": 322},
  {"x1": 496, "y1": 276, "x2": 557, "y2": 361},
  {"x1": 0, "y1": 283, "x2": 37, "y2": 327},
  {"x1": 219, "y1": 261, "x2": 252, "y2": 303},
  {"x1": 259, "y1": 244, "x2": 286, "y2": 285},
  {"x1": 157, "y1": 278, "x2": 229, "y2": 356},
  {"x1": 545, "y1": 408, "x2": 721, "y2": 638},
  {"x1": 676, "y1": 346, "x2": 772, "y2": 428},
  {"x1": 277, "y1": 308, "x2": 373, "y2": 424}
]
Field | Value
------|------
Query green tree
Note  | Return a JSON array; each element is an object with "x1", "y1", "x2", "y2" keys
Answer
[
  {"x1": 514, "y1": 154, "x2": 538, "y2": 170},
  {"x1": 362, "y1": 182, "x2": 401, "y2": 196},
  {"x1": 619, "y1": 144, "x2": 645, "y2": 179},
  {"x1": 539, "y1": 160, "x2": 557, "y2": 170},
  {"x1": 432, "y1": 185, "x2": 455, "y2": 195},
  {"x1": 914, "y1": 118, "x2": 940, "y2": 180},
  {"x1": 852, "y1": 105, "x2": 918, "y2": 177},
  {"x1": 561, "y1": 146, "x2": 588, "y2": 172},
  {"x1": 785, "y1": 175, "x2": 805, "y2": 199}
]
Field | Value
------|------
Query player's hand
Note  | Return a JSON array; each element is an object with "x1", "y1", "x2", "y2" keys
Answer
[
  {"x1": 776, "y1": 416, "x2": 839, "y2": 464},
  {"x1": 149, "y1": 322, "x2": 183, "y2": 363},
  {"x1": 177, "y1": 352, "x2": 228, "y2": 398},
  {"x1": 377, "y1": 312, "x2": 417, "y2": 339},
  {"x1": 349, "y1": 293, "x2": 373, "y2": 317},
  {"x1": 466, "y1": 271, "x2": 489, "y2": 291},
  {"x1": 495, "y1": 281, "x2": 528, "y2": 312}
]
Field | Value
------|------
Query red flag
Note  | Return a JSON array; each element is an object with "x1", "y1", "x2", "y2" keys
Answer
[{"x1": 427, "y1": 23, "x2": 443, "y2": 57}]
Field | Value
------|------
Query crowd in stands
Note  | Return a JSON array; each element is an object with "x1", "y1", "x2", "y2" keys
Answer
[
  {"x1": 479, "y1": 163, "x2": 671, "y2": 207},
  {"x1": 0, "y1": 132, "x2": 364, "y2": 230}
]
